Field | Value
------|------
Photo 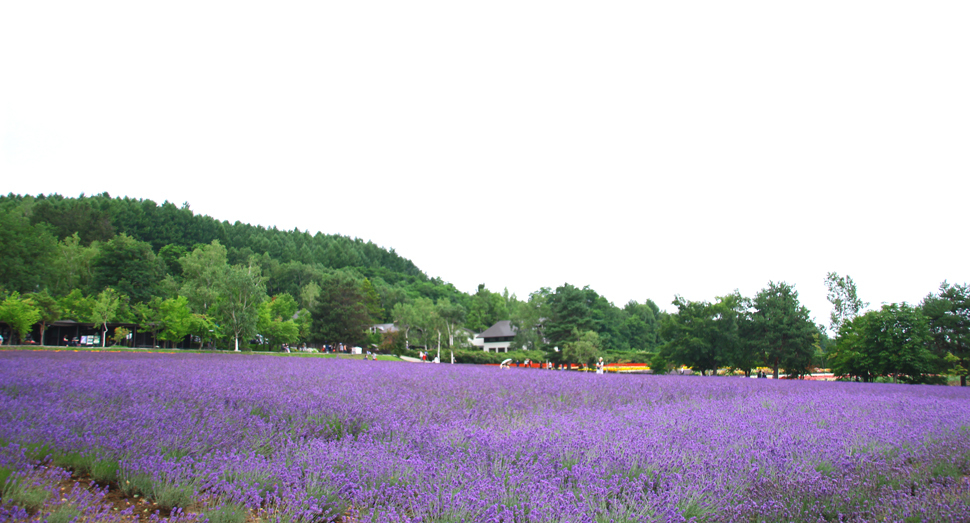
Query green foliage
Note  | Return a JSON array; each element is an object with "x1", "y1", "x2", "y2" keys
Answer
[
  {"x1": 311, "y1": 272, "x2": 370, "y2": 347},
  {"x1": 466, "y1": 284, "x2": 509, "y2": 332},
  {"x1": 88, "y1": 288, "x2": 122, "y2": 347},
  {"x1": 945, "y1": 352, "x2": 968, "y2": 382},
  {"x1": 436, "y1": 297, "x2": 467, "y2": 350},
  {"x1": 923, "y1": 281, "x2": 970, "y2": 386},
  {"x1": 157, "y1": 243, "x2": 187, "y2": 277},
  {"x1": 133, "y1": 297, "x2": 164, "y2": 347},
  {"x1": 47, "y1": 504, "x2": 83, "y2": 523},
  {"x1": 749, "y1": 282, "x2": 817, "y2": 379},
  {"x1": 49, "y1": 233, "x2": 99, "y2": 296},
  {"x1": 111, "y1": 326, "x2": 131, "y2": 346},
  {"x1": 825, "y1": 272, "x2": 869, "y2": 335},
  {"x1": 621, "y1": 300, "x2": 661, "y2": 351},
  {"x1": 215, "y1": 263, "x2": 267, "y2": 351},
  {"x1": 830, "y1": 303, "x2": 938, "y2": 383},
  {"x1": 179, "y1": 240, "x2": 229, "y2": 314},
  {"x1": 27, "y1": 193, "x2": 115, "y2": 244},
  {"x1": 158, "y1": 296, "x2": 194, "y2": 347},
  {"x1": 544, "y1": 284, "x2": 597, "y2": 350},
  {"x1": 0, "y1": 292, "x2": 41, "y2": 344},
  {"x1": 392, "y1": 299, "x2": 429, "y2": 351},
  {"x1": 58, "y1": 289, "x2": 95, "y2": 321},
  {"x1": 203, "y1": 503, "x2": 250, "y2": 523},
  {"x1": 361, "y1": 278, "x2": 384, "y2": 322},
  {"x1": 0, "y1": 207, "x2": 58, "y2": 294},
  {"x1": 451, "y1": 349, "x2": 549, "y2": 365},
  {"x1": 91, "y1": 233, "x2": 164, "y2": 303},
  {"x1": 91, "y1": 459, "x2": 120, "y2": 483},
  {"x1": 0, "y1": 466, "x2": 50, "y2": 512},
  {"x1": 258, "y1": 293, "x2": 302, "y2": 350},
  {"x1": 563, "y1": 330, "x2": 603, "y2": 367},
  {"x1": 661, "y1": 294, "x2": 739, "y2": 376},
  {"x1": 650, "y1": 351, "x2": 669, "y2": 374},
  {"x1": 510, "y1": 288, "x2": 550, "y2": 351},
  {"x1": 1, "y1": 483, "x2": 50, "y2": 512},
  {"x1": 25, "y1": 290, "x2": 60, "y2": 345}
]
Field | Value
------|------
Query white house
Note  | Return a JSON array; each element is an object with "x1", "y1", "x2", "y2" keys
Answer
[{"x1": 475, "y1": 320, "x2": 515, "y2": 352}]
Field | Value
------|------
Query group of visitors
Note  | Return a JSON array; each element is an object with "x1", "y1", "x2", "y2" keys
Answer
[{"x1": 418, "y1": 351, "x2": 440, "y2": 363}]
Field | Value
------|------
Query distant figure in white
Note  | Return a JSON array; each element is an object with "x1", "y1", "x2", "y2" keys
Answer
[{"x1": 595, "y1": 357, "x2": 605, "y2": 375}]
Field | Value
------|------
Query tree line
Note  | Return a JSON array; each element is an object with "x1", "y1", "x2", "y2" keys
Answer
[
  {"x1": 0, "y1": 193, "x2": 966, "y2": 385},
  {"x1": 645, "y1": 275, "x2": 968, "y2": 385},
  {"x1": 0, "y1": 194, "x2": 662, "y2": 358}
]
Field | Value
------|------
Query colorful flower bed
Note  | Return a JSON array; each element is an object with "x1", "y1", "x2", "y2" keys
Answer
[{"x1": 1, "y1": 351, "x2": 969, "y2": 522}]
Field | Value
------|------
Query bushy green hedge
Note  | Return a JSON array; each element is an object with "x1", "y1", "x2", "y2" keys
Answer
[{"x1": 451, "y1": 349, "x2": 550, "y2": 365}]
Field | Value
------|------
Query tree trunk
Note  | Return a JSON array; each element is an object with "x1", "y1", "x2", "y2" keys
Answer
[
  {"x1": 234, "y1": 336, "x2": 240, "y2": 352},
  {"x1": 772, "y1": 358, "x2": 779, "y2": 380},
  {"x1": 102, "y1": 326, "x2": 107, "y2": 347},
  {"x1": 436, "y1": 330, "x2": 441, "y2": 360}
]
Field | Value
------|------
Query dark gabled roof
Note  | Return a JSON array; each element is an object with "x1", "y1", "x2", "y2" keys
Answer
[{"x1": 476, "y1": 320, "x2": 515, "y2": 339}]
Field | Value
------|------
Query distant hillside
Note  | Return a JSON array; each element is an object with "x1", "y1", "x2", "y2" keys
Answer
[
  {"x1": 0, "y1": 193, "x2": 488, "y2": 325},
  {"x1": 0, "y1": 192, "x2": 424, "y2": 278}
]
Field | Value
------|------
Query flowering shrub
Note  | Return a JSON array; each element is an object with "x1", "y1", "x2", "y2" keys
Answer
[{"x1": 1, "y1": 351, "x2": 969, "y2": 522}]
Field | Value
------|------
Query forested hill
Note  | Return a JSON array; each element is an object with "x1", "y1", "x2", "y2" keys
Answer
[
  {"x1": 1, "y1": 191, "x2": 664, "y2": 354},
  {"x1": 0, "y1": 193, "x2": 421, "y2": 277},
  {"x1": 0, "y1": 192, "x2": 487, "y2": 326}
]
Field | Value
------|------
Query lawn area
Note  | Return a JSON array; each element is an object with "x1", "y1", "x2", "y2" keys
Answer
[{"x1": 1, "y1": 351, "x2": 969, "y2": 522}]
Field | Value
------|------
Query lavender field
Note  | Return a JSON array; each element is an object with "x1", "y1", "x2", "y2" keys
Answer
[{"x1": 1, "y1": 352, "x2": 969, "y2": 522}]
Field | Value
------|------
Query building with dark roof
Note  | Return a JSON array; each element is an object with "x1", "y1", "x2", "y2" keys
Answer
[{"x1": 474, "y1": 320, "x2": 515, "y2": 352}]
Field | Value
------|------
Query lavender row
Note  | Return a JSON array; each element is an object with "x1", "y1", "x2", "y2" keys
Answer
[{"x1": 1, "y1": 352, "x2": 969, "y2": 522}]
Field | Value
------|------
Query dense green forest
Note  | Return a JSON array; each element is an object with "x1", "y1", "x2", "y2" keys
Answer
[
  {"x1": 0, "y1": 193, "x2": 967, "y2": 385},
  {"x1": 0, "y1": 193, "x2": 662, "y2": 354}
]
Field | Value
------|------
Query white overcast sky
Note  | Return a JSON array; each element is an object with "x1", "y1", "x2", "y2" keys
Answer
[{"x1": 2, "y1": 1, "x2": 968, "y2": 330}]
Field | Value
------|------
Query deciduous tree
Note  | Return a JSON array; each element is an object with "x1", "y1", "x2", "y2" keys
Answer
[
  {"x1": 58, "y1": 289, "x2": 95, "y2": 322},
  {"x1": 922, "y1": 281, "x2": 970, "y2": 386},
  {"x1": 0, "y1": 209, "x2": 58, "y2": 293},
  {"x1": 749, "y1": 282, "x2": 817, "y2": 379},
  {"x1": 825, "y1": 272, "x2": 869, "y2": 335},
  {"x1": 830, "y1": 303, "x2": 938, "y2": 383},
  {"x1": 0, "y1": 292, "x2": 41, "y2": 344},
  {"x1": 258, "y1": 293, "x2": 301, "y2": 350},
  {"x1": 661, "y1": 295, "x2": 739, "y2": 376},
  {"x1": 215, "y1": 263, "x2": 267, "y2": 351},
  {"x1": 179, "y1": 240, "x2": 229, "y2": 314},
  {"x1": 25, "y1": 290, "x2": 60, "y2": 345},
  {"x1": 563, "y1": 330, "x2": 603, "y2": 368},
  {"x1": 89, "y1": 288, "x2": 121, "y2": 347},
  {"x1": 158, "y1": 296, "x2": 194, "y2": 348},
  {"x1": 92, "y1": 233, "x2": 164, "y2": 303}
]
